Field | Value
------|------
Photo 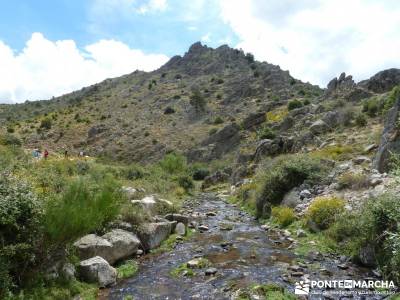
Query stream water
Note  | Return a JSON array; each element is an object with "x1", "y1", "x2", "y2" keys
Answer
[{"x1": 105, "y1": 193, "x2": 387, "y2": 300}]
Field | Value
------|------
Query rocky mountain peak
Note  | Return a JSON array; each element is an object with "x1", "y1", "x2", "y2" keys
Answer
[{"x1": 187, "y1": 41, "x2": 209, "y2": 55}]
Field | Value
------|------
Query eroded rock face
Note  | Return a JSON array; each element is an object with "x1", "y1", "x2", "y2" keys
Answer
[
  {"x1": 324, "y1": 72, "x2": 372, "y2": 101},
  {"x1": 187, "y1": 123, "x2": 241, "y2": 162},
  {"x1": 78, "y1": 256, "x2": 117, "y2": 287},
  {"x1": 373, "y1": 96, "x2": 400, "y2": 172},
  {"x1": 358, "y1": 68, "x2": 400, "y2": 93},
  {"x1": 242, "y1": 112, "x2": 266, "y2": 130},
  {"x1": 136, "y1": 222, "x2": 172, "y2": 251},
  {"x1": 325, "y1": 72, "x2": 355, "y2": 97},
  {"x1": 253, "y1": 136, "x2": 295, "y2": 162}
]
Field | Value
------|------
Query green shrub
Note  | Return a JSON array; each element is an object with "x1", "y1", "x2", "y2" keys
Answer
[
  {"x1": 43, "y1": 177, "x2": 123, "y2": 247},
  {"x1": 287, "y1": 99, "x2": 303, "y2": 111},
  {"x1": 177, "y1": 175, "x2": 194, "y2": 191},
  {"x1": 40, "y1": 118, "x2": 52, "y2": 130},
  {"x1": 0, "y1": 134, "x2": 21, "y2": 146},
  {"x1": 257, "y1": 125, "x2": 276, "y2": 140},
  {"x1": 213, "y1": 116, "x2": 224, "y2": 124},
  {"x1": 191, "y1": 167, "x2": 210, "y2": 181},
  {"x1": 355, "y1": 113, "x2": 368, "y2": 126},
  {"x1": 208, "y1": 128, "x2": 218, "y2": 135},
  {"x1": 271, "y1": 206, "x2": 296, "y2": 227},
  {"x1": 362, "y1": 98, "x2": 379, "y2": 117},
  {"x1": 256, "y1": 154, "x2": 328, "y2": 218},
  {"x1": 329, "y1": 194, "x2": 400, "y2": 284},
  {"x1": 189, "y1": 89, "x2": 206, "y2": 112},
  {"x1": 0, "y1": 175, "x2": 43, "y2": 295},
  {"x1": 306, "y1": 196, "x2": 345, "y2": 230},
  {"x1": 76, "y1": 161, "x2": 90, "y2": 175},
  {"x1": 383, "y1": 85, "x2": 400, "y2": 112},
  {"x1": 124, "y1": 164, "x2": 144, "y2": 180},
  {"x1": 303, "y1": 99, "x2": 311, "y2": 105},
  {"x1": 159, "y1": 153, "x2": 187, "y2": 174}
]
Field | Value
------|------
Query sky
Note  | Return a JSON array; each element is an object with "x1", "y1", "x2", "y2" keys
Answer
[{"x1": 0, "y1": 0, "x2": 399, "y2": 103}]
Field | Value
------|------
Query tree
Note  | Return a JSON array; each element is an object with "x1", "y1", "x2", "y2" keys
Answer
[{"x1": 190, "y1": 88, "x2": 206, "y2": 113}]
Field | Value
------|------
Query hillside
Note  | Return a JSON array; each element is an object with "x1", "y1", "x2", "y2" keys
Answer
[
  {"x1": 0, "y1": 42, "x2": 322, "y2": 162},
  {"x1": 2, "y1": 44, "x2": 400, "y2": 169}
]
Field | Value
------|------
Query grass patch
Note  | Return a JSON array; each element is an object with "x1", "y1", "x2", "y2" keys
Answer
[
  {"x1": 337, "y1": 171, "x2": 370, "y2": 190},
  {"x1": 310, "y1": 145, "x2": 356, "y2": 161},
  {"x1": 117, "y1": 260, "x2": 139, "y2": 279},
  {"x1": 271, "y1": 206, "x2": 296, "y2": 227},
  {"x1": 170, "y1": 264, "x2": 194, "y2": 278},
  {"x1": 236, "y1": 283, "x2": 296, "y2": 300},
  {"x1": 7, "y1": 280, "x2": 97, "y2": 300}
]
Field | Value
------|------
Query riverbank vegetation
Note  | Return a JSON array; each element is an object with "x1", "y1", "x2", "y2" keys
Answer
[{"x1": 0, "y1": 135, "x2": 209, "y2": 298}]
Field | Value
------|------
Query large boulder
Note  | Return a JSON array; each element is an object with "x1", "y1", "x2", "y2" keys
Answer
[
  {"x1": 309, "y1": 120, "x2": 329, "y2": 135},
  {"x1": 164, "y1": 213, "x2": 189, "y2": 225},
  {"x1": 78, "y1": 256, "x2": 117, "y2": 287},
  {"x1": 254, "y1": 139, "x2": 280, "y2": 162},
  {"x1": 201, "y1": 170, "x2": 229, "y2": 189},
  {"x1": 136, "y1": 222, "x2": 172, "y2": 251},
  {"x1": 373, "y1": 95, "x2": 400, "y2": 172},
  {"x1": 131, "y1": 195, "x2": 173, "y2": 216},
  {"x1": 73, "y1": 234, "x2": 113, "y2": 263},
  {"x1": 102, "y1": 229, "x2": 141, "y2": 264},
  {"x1": 358, "y1": 244, "x2": 377, "y2": 267},
  {"x1": 73, "y1": 230, "x2": 141, "y2": 265}
]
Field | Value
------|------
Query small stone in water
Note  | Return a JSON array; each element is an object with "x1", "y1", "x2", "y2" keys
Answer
[
  {"x1": 205, "y1": 267, "x2": 218, "y2": 276},
  {"x1": 337, "y1": 264, "x2": 348, "y2": 270},
  {"x1": 206, "y1": 211, "x2": 217, "y2": 217},
  {"x1": 198, "y1": 225, "x2": 209, "y2": 231}
]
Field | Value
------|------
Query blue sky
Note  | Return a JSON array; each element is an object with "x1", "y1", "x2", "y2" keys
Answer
[
  {"x1": 0, "y1": 0, "x2": 237, "y2": 56},
  {"x1": 1, "y1": 0, "x2": 399, "y2": 103}
]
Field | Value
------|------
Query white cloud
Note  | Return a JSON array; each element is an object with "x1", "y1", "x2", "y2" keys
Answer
[
  {"x1": 90, "y1": 0, "x2": 167, "y2": 17},
  {"x1": 218, "y1": 0, "x2": 400, "y2": 86},
  {"x1": 138, "y1": 0, "x2": 167, "y2": 14},
  {"x1": 0, "y1": 33, "x2": 169, "y2": 103},
  {"x1": 201, "y1": 33, "x2": 211, "y2": 43}
]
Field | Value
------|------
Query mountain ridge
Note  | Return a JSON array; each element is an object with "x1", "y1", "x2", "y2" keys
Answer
[{"x1": 1, "y1": 42, "x2": 400, "y2": 164}]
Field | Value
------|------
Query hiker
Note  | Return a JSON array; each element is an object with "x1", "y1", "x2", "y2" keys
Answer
[
  {"x1": 44, "y1": 149, "x2": 49, "y2": 159},
  {"x1": 79, "y1": 150, "x2": 84, "y2": 157},
  {"x1": 64, "y1": 150, "x2": 68, "y2": 158},
  {"x1": 32, "y1": 149, "x2": 39, "y2": 159}
]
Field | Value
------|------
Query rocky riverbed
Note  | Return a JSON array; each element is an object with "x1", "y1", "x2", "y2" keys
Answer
[{"x1": 104, "y1": 193, "x2": 386, "y2": 300}]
